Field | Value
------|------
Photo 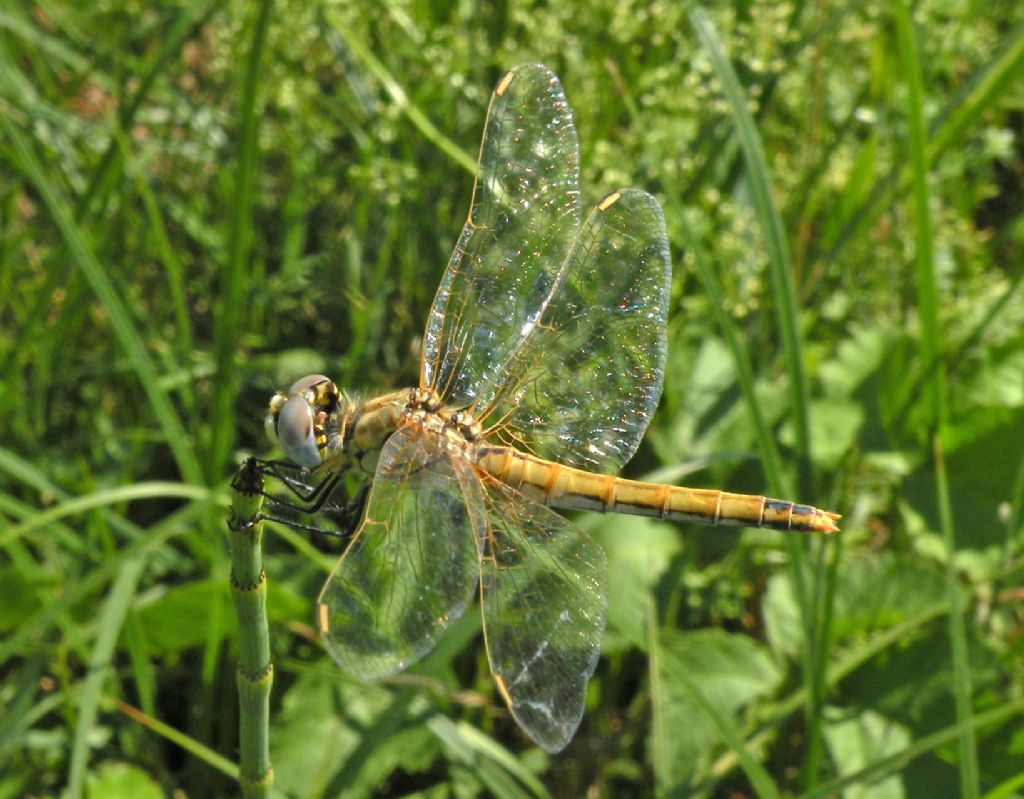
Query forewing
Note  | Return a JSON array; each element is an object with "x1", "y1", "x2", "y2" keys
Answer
[
  {"x1": 421, "y1": 63, "x2": 581, "y2": 410},
  {"x1": 477, "y1": 476, "x2": 607, "y2": 752},
  {"x1": 316, "y1": 426, "x2": 485, "y2": 679},
  {"x1": 484, "y1": 189, "x2": 671, "y2": 473}
]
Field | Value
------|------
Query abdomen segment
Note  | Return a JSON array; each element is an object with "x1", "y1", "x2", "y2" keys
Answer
[{"x1": 474, "y1": 446, "x2": 840, "y2": 534}]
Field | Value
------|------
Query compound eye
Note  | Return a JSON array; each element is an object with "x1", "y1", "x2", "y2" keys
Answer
[
  {"x1": 288, "y1": 374, "x2": 332, "y2": 395},
  {"x1": 275, "y1": 395, "x2": 323, "y2": 468}
]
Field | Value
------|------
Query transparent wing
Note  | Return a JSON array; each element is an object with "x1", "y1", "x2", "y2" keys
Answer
[
  {"x1": 421, "y1": 63, "x2": 581, "y2": 410},
  {"x1": 477, "y1": 475, "x2": 607, "y2": 753},
  {"x1": 316, "y1": 426, "x2": 486, "y2": 679},
  {"x1": 482, "y1": 189, "x2": 671, "y2": 473}
]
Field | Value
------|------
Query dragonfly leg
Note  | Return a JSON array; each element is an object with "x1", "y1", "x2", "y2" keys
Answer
[
  {"x1": 333, "y1": 482, "x2": 370, "y2": 535},
  {"x1": 228, "y1": 457, "x2": 265, "y2": 533},
  {"x1": 234, "y1": 458, "x2": 346, "y2": 512},
  {"x1": 230, "y1": 457, "x2": 368, "y2": 540},
  {"x1": 253, "y1": 484, "x2": 368, "y2": 540}
]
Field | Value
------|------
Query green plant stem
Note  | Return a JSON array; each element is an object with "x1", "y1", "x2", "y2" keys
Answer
[
  {"x1": 229, "y1": 459, "x2": 273, "y2": 798},
  {"x1": 325, "y1": 12, "x2": 476, "y2": 176},
  {"x1": 210, "y1": 0, "x2": 272, "y2": 481},
  {"x1": 689, "y1": 10, "x2": 827, "y2": 788},
  {"x1": 893, "y1": 3, "x2": 979, "y2": 797},
  {"x1": 689, "y1": 8, "x2": 813, "y2": 490}
]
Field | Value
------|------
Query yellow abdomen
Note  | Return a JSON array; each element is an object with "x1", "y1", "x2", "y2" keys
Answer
[{"x1": 474, "y1": 446, "x2": 839, "y2": 534}]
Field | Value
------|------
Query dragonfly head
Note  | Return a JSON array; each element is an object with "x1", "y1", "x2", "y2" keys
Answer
[{"x1": 266, "y1": 374, "x2": 340, "y2": 468}]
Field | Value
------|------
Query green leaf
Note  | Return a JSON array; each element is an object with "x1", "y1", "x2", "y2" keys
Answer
[
  {"x1": 765, "y1": 552, "x2": 946, "y2": 656},
  {"x1": 654, "y1": 629, "x2": 783, "y2": 791},
  {"x1": 818, "y1": 325, "x2": 893, "y2": 399},
  {"x1": 429, "y1": 716, "x2": 551, "y2": 799},
  {"x1": 0, "y1": 569, "x2": 47, "y2": 633},
  {"x1": 823, "y1": 707, "x2": 911, "y2": 799},
  {"x1": 84, "y1": 761, "x2": 164, "y2": 799},
  {"x1": 781, "y1": 398, "x2": 863, "y2": 470},
  {"x1": 591, "y1": 515, "x2": 682, "y2": 652},
  {"x1": 272, "y1": 669, "x2": 439, "y2": 798},
  {"x1": 132, "y1": 579, "x2": 236, "y2": 655}
]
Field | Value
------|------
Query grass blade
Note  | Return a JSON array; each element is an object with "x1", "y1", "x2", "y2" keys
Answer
[
  {"x1": 817, "y1": 15, "x2": 1024, "y2": 271},
  {"x1": 209, "y1": 0, "x2": 273, "y2": 478},
  {"x1": 0, "y1": 117, "x2": 202, "y2": 485},
  {"x1": 66, "y1": 554, "x2": 147, "y2": 798},
  {"x1": 322, "y1": 13, "x2": 476, "y2": 176},
  {"x1": 0, "y1": 482, "x2": 214, "y2": 546},
  {"x1": 690, "y1": 8, "x2": 829, "y2": 786},
  {"x1": 796, "y1": 698, "x2": 1024, "y2": 799},
  {"x1": 893, "y1": 3, "x2": 979, "y2": 796},
  {"x1": 690, "y1": 8, "x2": 812, "y2": 490},
  {"x1": 661, "y1": 649, "x2": 782, "y2": 799}
]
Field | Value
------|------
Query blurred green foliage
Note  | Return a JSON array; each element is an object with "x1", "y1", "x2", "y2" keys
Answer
[{"x1": 1, "y1": 1, "x2": 1022, "y2": 797}]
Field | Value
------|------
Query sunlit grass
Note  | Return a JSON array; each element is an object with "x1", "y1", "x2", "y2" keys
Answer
[{"x1": 1, "y1": 2, "x2": 1022, "y2": 797}]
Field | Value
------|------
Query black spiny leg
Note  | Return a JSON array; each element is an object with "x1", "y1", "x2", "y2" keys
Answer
[
  {"x1": 333, "y1": 482, "x2": 370, "y2": 538},
  {"x1": 232, "y1": 458, "x2": 340, "y2": 509},
  {"x1": 231, "y1": 458, "x2": 367, "y2": 540}
]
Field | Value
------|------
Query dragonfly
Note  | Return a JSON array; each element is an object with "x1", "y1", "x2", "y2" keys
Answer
[{"x1": 254, "y1": 63, "x2": 840, "y2": 753}]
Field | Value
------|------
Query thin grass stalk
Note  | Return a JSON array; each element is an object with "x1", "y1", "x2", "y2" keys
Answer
[
  {"x1": 0, "y1": 483, "x2": 210, "y2": 546},
  {"x1": 326, "y1": 13, "x2": 476, "y2": 176},
  {"x1": 113, "y1": 127, "x2": 196, "y2": 419},
  {"x1": 889, "y1": 269, "x2": 1023, "y2": 433},
  {"x1": 604, "y1": 66, "x2": 816, "y2": 664},
  {"x1": 210, "y1": 0, "x2": 272, "y2": 480},
  {"x1": 706, "y1": 598, "x2": 953, "y2": 784},
  {"x1": 0, "y1": 495, "x2": 199, "y2": 667},
  {"x1": 66, "y1": 555, "x2": 148, "y2": 799},
  {"x1": 893, "y1": 3, "x2": 979, "y2": 797},
  {"x1": 5, "y1": 0, "x2": 218, "y2": 385},
  {"x1": 0, "y1": 115, "x2": 202, "y2": 485},
  {"x1": 113, "y1": 697, "x2": 240, "y2": 780},
  {"x1": 662, "y1": 653, "x2": 782, "y2": 799},
  {"x1": 229, "y1": 459, "x2": 273, "y2": 798},
  {"x1": 689, "y1": 8, "x2": 813, "y2": 489},
  {"x1": 795, "y1": 697, "x2": 1024, "y2": 799},
  {"x1": 689, "y1": 9, "x2": 829, "y2": 785},
  {"x1": 646, "y1": 597, "x2": 670, "y2": 791},
  {"x1": 610, "y1": 61, "x2": 840, "y2": 794},
  {"x1": 816, "y1": 16, "x2": 1024, "y2": 273},
  {"x1": 198, "y1": 6, "x2": 272, "y2": 758},
  {"x1": 999, "y1": 405, "x2": 1024, "y2": 585},
  {"x1": 81, "y1": 0, "x2": 218, "y2": 215}
]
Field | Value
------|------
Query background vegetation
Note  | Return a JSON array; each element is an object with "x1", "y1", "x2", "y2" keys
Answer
[{"x1": 2, "y1": 1, "x2": 1022, "y2": 797}]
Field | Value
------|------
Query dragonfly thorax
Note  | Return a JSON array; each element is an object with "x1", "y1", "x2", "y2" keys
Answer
[
  {"x1": 444, "y1": 409, "x2": 483, "y2": 442},
  {"x1": 403, "y1": 388, "x2": 483, "y2": 446}
]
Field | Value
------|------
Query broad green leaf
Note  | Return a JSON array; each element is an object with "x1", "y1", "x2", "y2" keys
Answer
[
  {"x1": 781, "y1": 398, "x2": 863, "y2": 470},
  {"x1": 429, "y1": 716, "x2": 551, "y2": 799},
  {"x1": 131, "y1": 579, "x2": 236, "y2": 655},
  {"x1": 591, "y1": 515, "x2": 682, "y2": 652},
  {"x1": 823, "y1": 706, "x2": 910, "y2": 799},
  {"x1": 818, "y1": 324, "x2": 892, "y2": 398},
  {"x1": 272, "y1": 669, "x2": 438, "y2": 798},
  {"x1": 654, "y1": 629, "x2": 783, "y2": 791},
  {"x1": 84, "y1": 761, "x2": 164, "y2": 799},
  {"x1": 765, "y1": 552, "x2": 946, "y2": 656}
]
